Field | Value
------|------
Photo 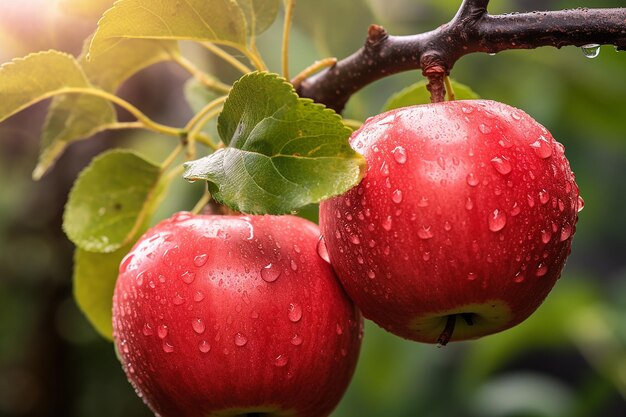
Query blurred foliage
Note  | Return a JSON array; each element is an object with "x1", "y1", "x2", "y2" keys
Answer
[{"x1": 0, "y1": 0, "x2": 625, "y2": 416}]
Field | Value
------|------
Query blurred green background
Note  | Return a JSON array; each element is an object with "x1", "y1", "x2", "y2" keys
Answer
[{"x1": 1, "y1": 0, "x2": 626, "y2": 416}]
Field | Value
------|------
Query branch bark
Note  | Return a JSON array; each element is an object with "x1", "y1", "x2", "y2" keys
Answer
[{"x1": 296, "y1": 3, "x2": 626, "y2": 111}]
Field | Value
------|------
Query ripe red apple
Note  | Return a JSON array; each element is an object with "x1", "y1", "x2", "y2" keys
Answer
[
  {"x1": 113, "y1": 213, "x2": 362, "y2": 417},
  {"x1": 319, "y1": 100, "x2": 582, "y2": 345}
]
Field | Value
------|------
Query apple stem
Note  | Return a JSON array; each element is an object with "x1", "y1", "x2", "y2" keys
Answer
[{"x1": 437, "y1": 315, "x2": 457, "y2": 346}]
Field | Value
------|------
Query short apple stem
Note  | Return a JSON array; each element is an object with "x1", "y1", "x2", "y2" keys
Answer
[{"x1": 437, "y1": 315, "x2": 457, "y2": 346}]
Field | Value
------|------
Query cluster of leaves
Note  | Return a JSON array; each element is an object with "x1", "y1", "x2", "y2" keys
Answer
[{"x1": 0, "y1": 0, "x2": 475, "y2": 340}]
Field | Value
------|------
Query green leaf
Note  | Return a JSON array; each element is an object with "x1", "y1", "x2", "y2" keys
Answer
[
  {"x1": 236, "y1": 0, "x2": 280, "y2": 36},
  {"x1": 184, "y1": 72, "x2": 366, "y2": 214},
  {"x1": 34, "y1": 38, "x2": 178, "y2": 180},
  {"x1": 63, "y1": 150, "x2": 162, "y2": 253},
  {"x1": 0, "y1": 50, "x2": 90, "y2": 124},
  {"x1": 382, "y1": 79, "x2": 480, "y2": 112},
  {"x1": 74, "y1": 245, "x2": 131, "y2": 340},
  {"x1": 89, "y1": 0, "x2": 250, "y2": 58}
]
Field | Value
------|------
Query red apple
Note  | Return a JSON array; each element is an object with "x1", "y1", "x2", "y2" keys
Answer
[
  {"x1": 319, "y1": 100, "x2": 582, "y2": 344},
  {"x1": 113, "y1": 213, "x2": 362, "y2": 417}
]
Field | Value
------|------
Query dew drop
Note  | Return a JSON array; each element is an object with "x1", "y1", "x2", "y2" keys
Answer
[
  {"x1": 142, "y1": 323, "x2": 154, "y2": 336},
  {"x1": 157, "y1": 324, "x2": 168, "y2": 339},
  {"x1": 291, "y1": 334, "x2": 303, "y2": 346},
  {"x1": 261, "y1": 263, "x2": 281, "y2": 282},
  {"x1": 577, "y1": 196, "x2": 585, "y2": 212},
  {"x1": 466, "y1": 173, "x2": 479, "y2": 186},
  {"x1": 444, "y1": 221, "x2": 452, "y2": 231},
  {"x1": 336, "y1": 323, "x2": 344, "y2": 335},
  {"x1": 488, "y1": 209, "x2": 507, "y2": 232},
  {"x1": 382, "y1": 216, "x2": 393, "y2": 231},
  {"x1": 514, "y1": 272, "x2": 525, "y2": 283},
  {"x1": 293, "y1": 244, "x2": 301, "y2": 254},
  {"x1": 234, "y1": 333, "x2": 248, "y2": 347},
  {"x1": 437, "y1": 156, "x2": 446, "y2": 170},
  {"x1": 418, "y1": 226, "x2": 434, "y2": 240},
  {"x1": 349, "y1": 235, "x2": 361, "y2": 245},
  {"x1": 558, "y1": 199, "x2": 565, "y2": 212},
  {"x1": 560, "y1": 224, "x2": 572, "y2": 241},
  {"x1": 192, "y1": 318, "x2": 206, "y2": 334},
  {"x1": 541, "y1": 230, "x2": 552, "y2": 244},
  {"x1": 539, "y1": 189, "x2": 550, "y2": 205},
  {"x1": 316, "y1": 236, "x2": 331, "y2": 263},
  {"x1": 392, "y1": 146, "x2": 407, "y2": 164},
  {"x1": 527, "y1": 194, "x2": 536, "y2": 208},
  {"x1": 288, "y1": 303, "x2": 303, "y2": 323},
  {"x1": 510, "y1": 202, "x2": 521, "y2": 217},
  {"x1": 274, "y1": 354, "x2": 288, "y2": 367},
  {"x1": 380, "y1": 161, "x2": 389, "y2": 177},
  {"x1": 193, "y1": 254, "x2": 208, "y2": 267},
  {"x1": 290, "y1": 259, "x2": 298, "y2": 271},
  {"x1": 490, "y1": 156, "x2": 512, "y2": 175},
  {"x1": 535, "y1": 263, "x2": 548, "y2": 277},
  {"x1": 530, "y1": 135, "x2": 553, "y2": 159},
  {"x1": 423, "y1": 252, "x2": 431, "y2": 261},
  {"x1": 467, "y1": 272, "x2": 478, "y2": 281},
  {"x1": 392, "y1": 189, "x2": 403, "y2": 203},
  {"x1": 367, "y1": 270, "x2": 376, "y2": 279},
  {"x1": 465, "y1": 197, "x2": 474, "y2": 210},
  {"x1": 511, "y1": 111, "x2": 522, "y2": 121},
  {"x1": 181, "y1": 271, "x2": 195, "y2": 284},
  {"x1": 418, "y1": 197, "x2": 429, "y2": 207},
  {"x1": 581, "y1": 43, "x2": 600, "y2": 59},
  {"x1": 199, "y1": 340, "x2": 211, "y2": 353},
  {"x1": 173, "y1": 293, "x2": 185, "y2": 305},
  {"x1": 479, "y1": 123, "x2": 492, "y2": 134},
  {"x1": 194, "y1": 291, "x2": 205, "y2": 302},
  {"x1": 462, "y1": 105, "x2": 474, "y2": 114},
  {"x1": 162, "y1": 341, "x2": 174, "y2": 353}
]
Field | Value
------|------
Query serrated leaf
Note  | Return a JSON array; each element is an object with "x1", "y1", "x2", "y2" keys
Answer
[
  {"x1": 382, "y1": 79, "x2": 480, "y2": 112},
  {"x1": 35, "y1": 38, "x2": 178, "y2": 180},
  {"x1": 63, "y1": 150, "x2": 162, "y2": 253},
  {"x1": 89, "y1": 0, "x2": 249, "y2": 58},
  {"x1": 184, "y1": 72, "x2": 366, "y2": 214},
  {"x1": 0, "y1": 50, "x2": 91, "y2": 124},
  {"x1": 236, "y1": 0, "x2": 280, "y2": 36},
  {"x1": 74, "y1": 245, "x2": 131, "y2": 340}
]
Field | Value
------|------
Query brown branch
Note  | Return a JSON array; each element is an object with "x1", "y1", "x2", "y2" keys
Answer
[{"x1": 296, "y1": 1, "x2": 626, "y2": 111}]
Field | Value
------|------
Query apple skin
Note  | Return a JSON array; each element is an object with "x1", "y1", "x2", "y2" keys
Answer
[
  {"x1": 319, "y1": 100, "x2": 582, "y2": 344},
  {"x1": 113, "y1": 213, "x2": 362, "y2": 417}
]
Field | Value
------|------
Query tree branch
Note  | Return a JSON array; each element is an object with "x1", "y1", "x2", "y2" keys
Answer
[{"x1": 296, "y1": 6, "x2": 626, "y2": 111}]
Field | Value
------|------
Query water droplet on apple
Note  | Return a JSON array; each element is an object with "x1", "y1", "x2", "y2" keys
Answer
[
  {"x1": 465, "y1": 197, "x2": 474, "y2": 210},
  {"x1": 539, "y1": 189, "x2": 550, "y2": 205},
  {"x1": 490, "y1": 156, "x2": 512, "y2": 175},
  {"x1": 349, "y1": 235, "x2": 361, "y2": 245},
  {"x1": 462, "y1": 105, "x2": 474, "y2": 114},
  {"x1": 560, "y1": 224, "x2": 572, "y2": 241},
  {"x1": 418, "y1": 196, "x2": 429, "y2": 207},
  {"x1": 290, "y1": 259, "x2": 298, "y2": 271},
  {"x1": 535, "y1": 263, "x2": 548, "y2": 277},
  {"x1": 466, "y1": 173, "x2": 479, "y2": 186},
  {"x1": 274, "y1": 354, "x2": 288, "y2": 367},
  {"x1": 136, "y1": 271, "x2": 145, "y2": 286},
  {"x1": 382, "y1": 216, "x2": 393, "y2": 231},
  {"x1": 581, "y1": 43, "x2": 600, "y2": 58},
  {"x1": 162, "y1": 341, "x2": 174, "y2": 353},
  {"x1": 367, "y1": 270, "x2": 376, "y2": 279},
  {"x1": 173, "y1": 293, "x2": 185, "y2": 305},
  {"x1": 511, "y1": 111, "x2": 522, "y2": 121},
  {"x1": 577, "y1": 196, "x2": 585, "y2": 212},
  {"x1": 193, "y1": 253, "x2": 208, "y2": 267},
  {"x1": 261, "y1": 263, "x2": 281, "y2": 282},
  {"x1": 392, "y1": 189, "x2": 403, "y2": 203},
  {"x1": 120, "y1": 253, "x2": 135, "y2": 273},
  {"x1": 527, "y1": 194, "x2": 536, "y2": 208},
  {"x1": 510, "y1": 202, "x2": 521, "y2": 216},
  {"x1": 423, "y1": 252, "x2": 431, "y2": 261},
  {"x1": 250, "y1": 310, "x2": 260, "y2": 319},
  {"x1": 157, "y1": 324, "x2": 168, "y2": 339},
  {"x1": 234, "y1": 333, "x2": 248, "y2": 347},
  {"x1": 199, "y1": 340, "x2": 211, "y2": 353},
  {"x1": 488, "y1": 209, "x2": 507, "y2": 232},
  {"x1": 437, "y1": 156, "x2": 446, "y2": 170},
  {"x1": 479, "y1": 123, "x2": 492, "y2": 134},
  {"x1": 541, "y1": 230, "x2": 552, "y2": 244},
  {"x1": 336, "y1": 323, "x2": 344, "y2": 335},
  {"x1": 288, "y1": 303, "x2": 303, "y2": 322},
  {"x1": 467, "y1": 272, "x2": 478, "y2": 281},
  {"x1": 418, "y1": 226, "x2": 434, "y2": 240},
  {"x1": 293, "y1": 244, "x2": 301, "y2": 254},
  {"x1": 530, "y1": 135, "x2": 552, "y2": 159},
  {"x1": 316, "y1": 236, "x2": 331, "y2": 263},
  {"x1": 194, "y1": 291, "x2": 205, "y2": 302},
  {"x1": 444, "y1": 221, "x2": 452, "y2": 231},
  {"x1": 514, "y1": 272, "x2": 525, "y2": 283},
  {"x1": 142, "y1": 323, "x2": 153, "y2": 336},
  {"x1": 191, "y1": 318, "x2": 206, "y2": 334},
  {"x1": 291, "y1": 334, "x2": 303, "y2": 346},
  {"x1": 558, "y1": 199, "x2": 565, "y2": 212},
  {"x1": 180, "y1": 271, "x2": 195, "y2": 284},
  {"x1": 392, "y1": 146, "x2": 407, "y2": 164},
  {"x1": 380, "y1": 161, "x2": 389, "y2": 177}
]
